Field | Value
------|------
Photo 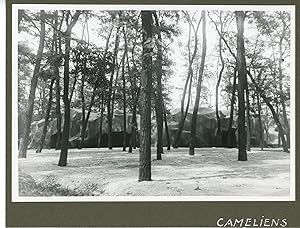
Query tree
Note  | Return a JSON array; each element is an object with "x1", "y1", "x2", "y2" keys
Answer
[
  {"x1": 173, "y1": 11, "x2": 202, "y2": 148},
  {"x1": 153, "y1": 11, "x2": 164, "y2": 160},
  {"x1": 227, "y1": 68, "x2": 237, "y2": 147},
  {"x1": 54, "y1": 11, "x2": 63, "y2": 150},
  {"x1": 139, "y1": 10, "x2": 153, "y2": 182},
  {"x1": 36, "y1": 77, "x2": 55, "y2": 153},
  {"x1": 121, "y1": 26, "x2": 127, "y2": 152},
  {"x1": 107, "y1": 23, "x2": 120, "y2": 150},
  {"x1": 247, "y1": 69, "x2": 289, "y2": 153},
  {"x1": 19, "y1": 10, "x2": 46, "y2": 158},
  {"x1": 58, "y1": 10, "x2": 81, "y2": 166},
  {"x1": 235, "y1": 11, "x2": 247, "y2": 161},
  {"x1": 189, "y1": 10, "x2": 207, "y2": 155}
]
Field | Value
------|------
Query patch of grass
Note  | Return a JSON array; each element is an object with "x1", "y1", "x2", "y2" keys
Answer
[{"x1": 37, "y1": 174, "x2": 106, "y2": 196}]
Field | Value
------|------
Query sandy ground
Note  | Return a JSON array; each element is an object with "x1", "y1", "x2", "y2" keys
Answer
[{"x1": 18, "y1": 147, "x2": 290, "y2": 197}]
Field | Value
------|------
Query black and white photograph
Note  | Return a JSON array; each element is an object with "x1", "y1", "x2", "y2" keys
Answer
[{"x1": 13, "y1": 5, "x2": 295, "y2": 201}]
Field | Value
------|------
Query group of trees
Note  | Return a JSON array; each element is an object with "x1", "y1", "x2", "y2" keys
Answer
[{"x1": 18, "y1": 9, "x2": 291, "y2": 181}]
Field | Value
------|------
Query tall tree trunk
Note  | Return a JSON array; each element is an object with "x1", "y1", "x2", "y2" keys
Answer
[
  {"x1": 278, "y1": 35, "x2": 290, "y2": 148},
  {"x1": 58, "y1": 11, "x2": 81, "y2": 166},
  {"x1": 276, "y1": 104, "x2": 281, "y2": 147},
  {"x1": 55, "y1": 12, "x2": 62, "y2": 150},
  {"x1": 189, "y1": 10, "x2": 207, "y2": 155},
  {"x1": 173, "y1": 17, "x2": 202, "y2": 148},
  {"x1": 215, "y1": 35, "x2": 224, "y2": 146},
  {"x1": 107, "y1": 28, "x2": 120, "y2": 150},
  {"x1": 235, "y1": 11, "x2": 247, "y2": 161},
  {"x1": 36, "y1": 78, "x2": 55, "y2": 153},
  {"x1": 245, "y1": 80, "x2": 251, "y2": 152},
  {"x1": 19, "y1": 10, "x2": 46, "y2": 158},
  {"x1": 227, "y1": 68, "x2": 237, "y2": 147},
  {"x1": 121, "y1": 47, "x2": 127, "y2": 152},
  {"x1": 256, "y1": 92, "x2": 264, "y2": 150},
  {"x1": 139, "y1": 11, "x2": 153, "y2": 182},
  {"x1": 153, "y1": 12, "x2": 164, "y2": 160},
  {"x1": 125, "y1": 33, "x2": 138, "y2": 153}
]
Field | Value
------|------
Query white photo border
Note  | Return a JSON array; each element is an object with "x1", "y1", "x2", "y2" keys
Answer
[{"x1": 12, "y1": 4, "x2": 296, "y2": 202}]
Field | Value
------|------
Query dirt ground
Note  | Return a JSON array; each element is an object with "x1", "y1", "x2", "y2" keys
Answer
[{"x1": 18, "y1": 147, "x2": 290, "y2": 197}]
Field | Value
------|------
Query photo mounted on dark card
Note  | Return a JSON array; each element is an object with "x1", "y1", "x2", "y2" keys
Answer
[{"x1": 6, "y1": 1, "x2": 299, "y2": 227}]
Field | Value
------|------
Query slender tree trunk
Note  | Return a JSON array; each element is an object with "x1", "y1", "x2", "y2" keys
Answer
[
  {"x1": 36, "y1": 78, "x2": 55, "y2": 153},
  {"x1": 55, "y1": 12, "x2": 62, "y2": 150},
  {"x1": 256, "y1": 92, "x2": 264, "y2": 150},
  {"x1": 227, "y1": 68, "x2": 237, "y2": 147},
  {"x1": 278, "y1": 36, "x2": 290, "y2": 148},
  {"x1": 245, "y1": 80, "x2": 251, "y2": 151},
  {"x1": 139, "y1": 11, "x2": 153, "y2": 182},
  {"x1": 58, "y1": 11, "x2": 81, "y2": 166},
  {"x1": 107, "y1": 28, "x2": 120, "y2": 150},
  {"x1": 58, "y1": 34, "x2": 71, "y2": 166},
  {"x1": 215, "y1": 35, "x2": 224, "y2": 146},
  {"x1": 121, "y1": 47, "x2": 127, "y2": 152},
  {"x1": 235, "y1": 11, "x2": 247, "y2": 161},
  {"x1": 79, "y1": 82, "x2": 99, "y2": 148},
  {"x1": 153, "y1": 12, "x2": 164, "y2": 160},
  {"x1": 189, "y1": 10, "x2": 206, "y2": 155},
  {"x1": 19, "y1": 10, "x2": 46, "y2": 158},
  {"x1": 173, "y1": 71, "x2": 193, "y2": 148},
  {"x1": 276, "y1": 104, "x2": 281, "y2": 147},
  {"x1": 173, "y1": 17, "x2": 202, "y2": 148}
]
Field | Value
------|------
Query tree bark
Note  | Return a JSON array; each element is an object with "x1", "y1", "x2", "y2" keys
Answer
[
  {"x1": 235, "y1": 11, "x2": 247, "y2": 161},
  {"x1": 215, "y1": 35, "x2": 224, "y2": 146},
  {"x1": 36, "y1": 78, "x2": 55, "y2": 153},
  {"x1": 153, "y1": 12, "x2": 163, "y2": 160},
  {"x1": 107, "y1": 27, "x2": 120, "y2": 150},
  {"x1": 245, "y1": 80, "x2": 251, "y2": 151},
  {"x1": 139, "y1": 11, "x2": 153, "y2": 182},
  {"x1": 189, "y1": 10, "x2": 206, "y2": 155},
  {"x1": 227, "y1": 68, "x2": 237, "y2": 147},
  {"x1": 125, "y1": 33, "x2": 138, "y2": 153},
  {"x1": 121, "y1": 44, "x2": 127, "y2": 152},
  {"x1": 55, "y1": 11, "x2": 63, "y2": 150},
  {"x1": 278, "y1": 33, "x2": 290, "y2": 148},
  {"x1": 58, "y1": 10, "x2": 81, "y2": 166},
  {"x1": 19, "y1": 10, "x2": 46, "y2": 158}
]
